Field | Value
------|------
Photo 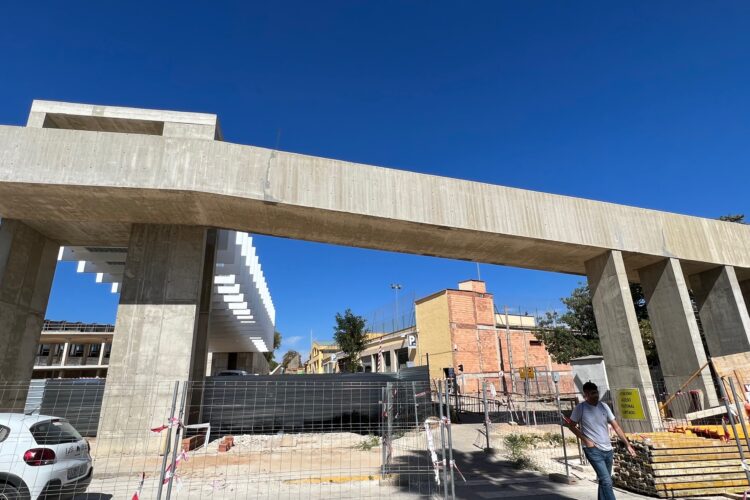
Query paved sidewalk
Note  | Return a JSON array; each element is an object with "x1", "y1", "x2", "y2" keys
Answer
[{"x1": 448, "y1": 423, "x2": 653, "y2": 500}]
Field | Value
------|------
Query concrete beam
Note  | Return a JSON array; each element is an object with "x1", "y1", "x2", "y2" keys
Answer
[
  {"x1": 586, "y1": 250, "x2": 661, "y2": 432},
  {"x1": 27, "y1": 100, "x2": 222, "y2": 140},
  {"x1": 690, "y1": 266, "x2": 750, "y2": 356},
  {"x1": 639, "y1": 259, "x2": 718, "y2": 410},
  {"x1": 0, "y1": 219, "x2": 58, "y2": 410},
  {"x1": 97, "y1": 224, "x2": 216, "y2": 452},
  {"x1": 1, "y1": 114, "x2": 750, "y2": 278}
]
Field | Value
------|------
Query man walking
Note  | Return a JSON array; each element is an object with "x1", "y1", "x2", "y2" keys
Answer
[{"x1": 567, "y1": 381, "x2": 636, "y2": 500}]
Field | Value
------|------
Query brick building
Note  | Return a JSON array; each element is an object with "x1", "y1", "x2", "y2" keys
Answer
[{"x1": 415, "y1": 280, "x2": 573, "y2": 394}]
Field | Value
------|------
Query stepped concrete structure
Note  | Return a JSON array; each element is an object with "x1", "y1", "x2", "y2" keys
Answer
[{"x1": 2, "y1": 100, "x2": 750, "y2": 432}]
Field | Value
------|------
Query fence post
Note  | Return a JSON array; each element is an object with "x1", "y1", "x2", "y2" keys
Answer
[
  {"x1": 727, "y1": 377, "x2": 750, "y2": 455},
  {"x1": 386, "y1": 382, "x2": 394, "y2": 469},
  {"x1": 482, "y1": 381, "x2": 491, "y2": 451},
  {"x1": 524, "y1": 376, "x2": 529, "y2": 425},
  {"x1": 165, "y1": 381, "x2": 189, "y2": 500},
  {"x1": 381, "y1": 386, "x2": 387, "y2": 478},
  {"x1": 437, "y1": 380, "x2": 450, "y2": 499},
  {"x1": 554, "y1": 378, "x2": 570, "y2": 477},
  {"x1": 412, "y1": 381, "x2": 420, "y2": 429},
  {"x1": 445, "y1": 380, "x2": 456, "y2": 500},
  {"x1": 157, "y1": 381, "x2": 179, "y2": 500}
]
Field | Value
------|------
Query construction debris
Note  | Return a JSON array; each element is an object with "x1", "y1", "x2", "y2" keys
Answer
[{"x1": 218, "y1": 435, "x2": 235, "y2": 453}]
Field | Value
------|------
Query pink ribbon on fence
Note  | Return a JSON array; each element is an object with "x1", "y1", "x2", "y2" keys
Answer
[
  {"x1": 150, "y1": 417, "x2": 183, "y2": 434},
  {"x1": 163, "y1": 451, "x2": 189, "y2": 484}
]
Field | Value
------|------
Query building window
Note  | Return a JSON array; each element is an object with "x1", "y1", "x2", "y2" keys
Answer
[
  {"x1": 529, "y1": 340, "x2": 542, "y2": 346},
  {"x1": 69, "y1": 344, "x2": 85, "y2": 357}
]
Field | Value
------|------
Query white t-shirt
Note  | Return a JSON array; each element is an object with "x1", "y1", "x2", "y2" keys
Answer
[{"x1": 570, "y1": 401, "x2": 616, "y2": 451}]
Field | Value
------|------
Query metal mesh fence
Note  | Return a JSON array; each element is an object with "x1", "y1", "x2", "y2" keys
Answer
[
  {"x1": 449, "y1": 377, "x2": 583, "y2": 480},
  {"x1": 0, "y1": 378, "x2": 461, "y2": 499}
]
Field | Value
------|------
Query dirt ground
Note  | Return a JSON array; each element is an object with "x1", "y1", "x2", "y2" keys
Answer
[{"x1": 83, "y1": 430, "x2": 433, "y2": 499}]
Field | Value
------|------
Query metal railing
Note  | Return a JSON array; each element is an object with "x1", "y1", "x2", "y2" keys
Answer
[{"x1": 42, "y1": 320, "x2": 115, "y2": 332}]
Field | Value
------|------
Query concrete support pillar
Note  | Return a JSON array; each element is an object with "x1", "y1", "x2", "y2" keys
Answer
[
  {"x1": 740, "y1": 280, "x2": 750, "y2": 326},
  {"x1": 371, "y1": 354, "x2": 377, "y2": 373},
  {"x1": 690, "y1": 266, "x2": 750, "y2": 356},
  {"x1": 639, "y1": 259, "x2": 718, "y2": 409},
  {"x1": 98, "y1": 224, "x2": 216, "y2": 452},
  {"x1": 81, "y1": 343, "x2": 91, "y2": 366},
  {"x1": 60, "y1": 342, "x2": 69, "y2": 367},
  {"x1": 391, "y1": 350, "x2": 399, "y2": 373},
  {"x1": 0, "y1": 219, "x2": 58, "y2": 410},
  {"x1": 585, "y1": 250, "x2": 661, "y2": 432},
  {"x1": 98, "y1": 342, "x2": 106, "y2": 366}
]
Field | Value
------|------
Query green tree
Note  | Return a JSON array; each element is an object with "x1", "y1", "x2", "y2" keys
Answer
[
  {"x1": 718, "y1": 214, "x2": 746, "y2": 224},
  {"x1": 281, "y1": 350, "x2": 301, "y2": 369},
  {"x1": 538, "y1": 284, "x2": 658, "y2": 364},
  {"x1": 264, "y1": 331, "x2": 283, "y2": 370},
  {"x1": 333, "y1": 309, "x2": 369, "y2": 373}
]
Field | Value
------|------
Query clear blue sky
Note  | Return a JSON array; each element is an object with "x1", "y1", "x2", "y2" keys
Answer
[{"x1": 3, "y1": 2, "x2": 748, "y2": 357}]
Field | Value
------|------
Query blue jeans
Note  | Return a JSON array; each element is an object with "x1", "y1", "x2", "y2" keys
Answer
[{"x1": 583, "y1": 447, "x2": 615, "y2": 500}]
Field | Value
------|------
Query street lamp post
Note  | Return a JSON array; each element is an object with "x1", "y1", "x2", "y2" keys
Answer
[{"x1": 390, "y1": 283, "x2": 402, "y2": 331}]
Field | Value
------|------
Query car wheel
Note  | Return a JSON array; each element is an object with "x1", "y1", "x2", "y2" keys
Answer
[{"x1": 0, "y1": 483, "x2": 21, "y2": 500}]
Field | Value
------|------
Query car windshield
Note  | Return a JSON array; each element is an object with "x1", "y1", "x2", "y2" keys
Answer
[{"x1": 29, "y1": 420, "x2": 82, "y2": 445}]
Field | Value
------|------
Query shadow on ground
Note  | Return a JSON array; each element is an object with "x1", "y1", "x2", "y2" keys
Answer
[{"x1": 388, "y1": 446, "x2": 580, "y2": 499}]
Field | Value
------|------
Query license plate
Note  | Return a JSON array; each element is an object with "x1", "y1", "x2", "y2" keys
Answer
[{"x1": 67, "y1": 463, "x2": 87, "y2": 480}]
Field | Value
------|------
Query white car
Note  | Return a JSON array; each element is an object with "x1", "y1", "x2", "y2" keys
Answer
[{"x1": 0, "y1": 414, "x2": 92, "y2": 499}]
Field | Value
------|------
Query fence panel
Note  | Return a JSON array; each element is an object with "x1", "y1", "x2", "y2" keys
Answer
[
  {"x1": 180, "y1": 379, "x2": 445, "y2": 498},
  {"x1": 451, "y1": 378, "x2": 582, "y2": 479},
  {"x1": 0, "y1": 375, "x2": 452, "y2": 499}
]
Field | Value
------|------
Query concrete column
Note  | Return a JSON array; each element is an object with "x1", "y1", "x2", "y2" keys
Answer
[
  {"x1": 371, "y1": 354, "x2": 377, "y2": 373},
  {"x1": 98, "y1": 224, "x2": 216, "y2": 452},
  {"x1": 585, "y1": 250, "x2": 661, "y2": 432},
  {"x1": 0, "y1": 219, "x2": 58, "y2": 410},
  {"x1": 98, "y1": 342, "x2": 106, "y2": 366},
  {"x1": 60, "y1": 342, "x2": 69, "y2": 367},
  {"x1": 639, "y1": 259, "x2": 718, "y2": 409},
  {"x1": 81, "y1": 343, "x2": 91, "y2": 366},
  {"x1": 391, "y1": 350, "x2": 399, "y2": 373},
  {"x1": 46, "y1": 345, "x2": 55, "y2": 366},
  {"x1": 740, "y1": 280, "x2": 750, "y2": 325},
  {"x1": 690, "y1": 266, "x2": 750, "y2": 356}
]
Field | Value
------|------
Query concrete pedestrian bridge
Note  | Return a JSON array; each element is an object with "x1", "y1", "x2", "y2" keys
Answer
[{"x1": 2, "y1": 100, "x2": 750, "y2": 434}]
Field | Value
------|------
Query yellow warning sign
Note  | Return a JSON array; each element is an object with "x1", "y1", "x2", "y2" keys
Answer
[
  {"x1": 519, "y1": 367, "x2": 535, "y2": 379},
  {"x1": 617, "y1": 388, "x2": 645, "y2": 420}
]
